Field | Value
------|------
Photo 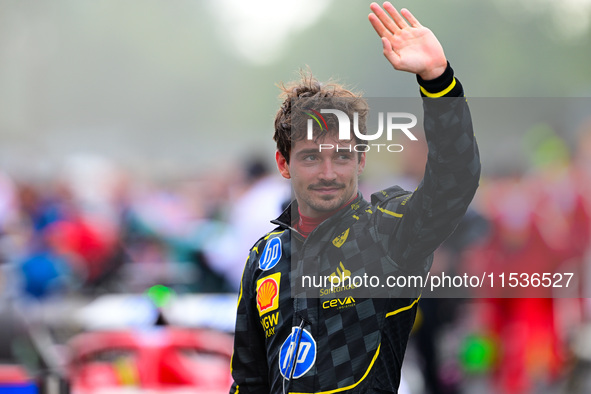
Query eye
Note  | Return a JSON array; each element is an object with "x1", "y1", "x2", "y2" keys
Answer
[
  {"x1": 336, "y1": 153, "x2": 354, "y2": 161},
  {"x1": 303, "y1": 154, "x2": 317, "y2": 161}
]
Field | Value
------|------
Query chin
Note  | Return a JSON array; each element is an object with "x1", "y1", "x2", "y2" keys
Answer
[{"x1": 313, "y1": 201, "x2": 341, "y2": 212}]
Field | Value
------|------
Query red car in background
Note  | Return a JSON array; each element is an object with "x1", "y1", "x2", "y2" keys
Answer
[
  {"x1": 68, "y1": 327, "x2": 233, "y2": 394},
  {"x1": 0, "y1": 365, "x2": 38, "y2": 393}
]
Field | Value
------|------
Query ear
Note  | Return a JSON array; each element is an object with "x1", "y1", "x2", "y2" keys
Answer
[
  {"x1": 275, "y1": 151, "x2": 291, "y2": 179},
  {"x1": 357, "y1": 152, "x2": 366, "y2": 175}
]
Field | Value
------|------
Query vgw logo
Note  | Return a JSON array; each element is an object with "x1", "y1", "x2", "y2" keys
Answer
[
  {"x1": 259, "y1": 237, "x2": 282, "y2": 271},
  {"x1": 305, "y1": 108, "x2": 418, "y2": 153},
  {"x1": 279, "y1": 327, "x2": 317, "y2": 379}
]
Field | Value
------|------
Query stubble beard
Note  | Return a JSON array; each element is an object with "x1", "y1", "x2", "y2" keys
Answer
[{"x1": 304, "y1": 185, "x2": 354, "y2": 214}]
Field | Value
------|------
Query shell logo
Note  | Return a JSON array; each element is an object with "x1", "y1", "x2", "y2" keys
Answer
[
  {"x1": 257, "y1": 280, "x2": 277, "y2": 311},
  {"x1": 256, "y1": 273, "x2": 281, "y2": 316}
]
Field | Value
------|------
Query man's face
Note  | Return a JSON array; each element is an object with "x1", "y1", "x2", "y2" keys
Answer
[{"x1": 276, "y1": 134, "x2": 366, "y2": 218}]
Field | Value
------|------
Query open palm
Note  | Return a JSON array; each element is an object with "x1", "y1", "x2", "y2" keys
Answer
[{"x1": 369, "y1": 2, "x2": 447, "y2": 81}]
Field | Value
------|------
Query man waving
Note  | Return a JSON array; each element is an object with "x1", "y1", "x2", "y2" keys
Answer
[{"x1": 230, "y1": 2, "x2": 480, "y2": 393}]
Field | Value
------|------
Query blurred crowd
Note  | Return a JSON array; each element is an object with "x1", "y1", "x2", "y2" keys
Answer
[
  {"x1": 0, "y1": 156, "x2": 290, "y2": 299},
  {"x1": 402, "y1": 118, "x2": 591, "y2": 394},
  {"x1": 1, "y1": 118, "x2": 591, "y2": 393}
]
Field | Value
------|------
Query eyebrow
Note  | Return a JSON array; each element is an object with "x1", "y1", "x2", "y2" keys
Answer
[{"x1": 295, "y1": 148, "x2": 323, "y2": 156}]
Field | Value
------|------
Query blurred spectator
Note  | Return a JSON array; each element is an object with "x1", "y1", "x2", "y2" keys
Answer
[
  {"x1": 203, "y1": 157, "x2": 290, "y2": 290},
  {"x1": 462, "y1": 122, "x2": 591, "y2": 393}
]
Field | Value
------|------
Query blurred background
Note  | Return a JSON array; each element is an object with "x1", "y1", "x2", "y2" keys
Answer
[{"x1": 1, "y1": 0, "x2": 591, "y2": 393}]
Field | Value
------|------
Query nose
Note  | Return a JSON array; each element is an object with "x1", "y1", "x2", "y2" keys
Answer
[{"x1": 318, "y1": 158, "x2": 337, "y2": 181}]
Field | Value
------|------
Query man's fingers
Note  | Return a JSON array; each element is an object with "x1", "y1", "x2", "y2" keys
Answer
[
  {"x1": 381, "y1": 37, "x2": 401, "y2": 67},
  {"x1": 383, "y1": 2, "x2": 409, "y2": 30},
  {"x1": 400, "y1": 8, "x2": 421, "y2": 28},
  {"x1": 369, "y1": 2, "x2": 400, "y2": 35},
  {"x1": 368, "y1": 13, "x2": 389, "y2": 38}
]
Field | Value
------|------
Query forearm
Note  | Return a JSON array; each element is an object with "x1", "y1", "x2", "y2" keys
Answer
[{"x1": 396, "y1": 63, "x2": 481, "y2": 264}]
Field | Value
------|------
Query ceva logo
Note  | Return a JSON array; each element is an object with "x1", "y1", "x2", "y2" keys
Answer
[{"x1": 306, "y1": 109, "x2": 418, "y2": 153}]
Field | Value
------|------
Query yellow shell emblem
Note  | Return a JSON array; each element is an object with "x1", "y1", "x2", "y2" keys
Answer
[{"x1": 257, "y1": 278, "x2": 278, "y2": 313}]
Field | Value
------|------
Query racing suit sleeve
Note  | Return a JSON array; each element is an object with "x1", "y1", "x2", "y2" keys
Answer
[
  {"x1": 229, "y1": 250, "x2": 270, "y2": 393},
  {"x1": 379, "y1": 62, "x2": 481, "y2": 271}
]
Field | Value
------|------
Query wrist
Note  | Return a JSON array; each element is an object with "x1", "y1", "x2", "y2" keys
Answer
[
  {"x1": 416, "y1": 62, "x2": 463, "y2": 98},
  {"x1": 418, "y1": 59, "x2": 448, "y2": 81}
]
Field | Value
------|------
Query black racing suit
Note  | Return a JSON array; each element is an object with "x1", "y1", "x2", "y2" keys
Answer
[{"x1": 230, "y1": 64, "x2": 480, "y2": 393}]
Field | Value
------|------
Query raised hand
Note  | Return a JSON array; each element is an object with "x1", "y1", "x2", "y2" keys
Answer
[{"x1": 368, "y1": 2, "x2": 447, "y2": 80}]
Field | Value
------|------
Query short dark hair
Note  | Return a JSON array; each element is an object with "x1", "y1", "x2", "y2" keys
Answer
[{"x1": 273, "y1": 71, "x2": 368, "y2": 163}]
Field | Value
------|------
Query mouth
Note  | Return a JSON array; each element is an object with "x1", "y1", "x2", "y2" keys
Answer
[{"x1": 310, "y1": 186, "x2": 344, "y2": 194}]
